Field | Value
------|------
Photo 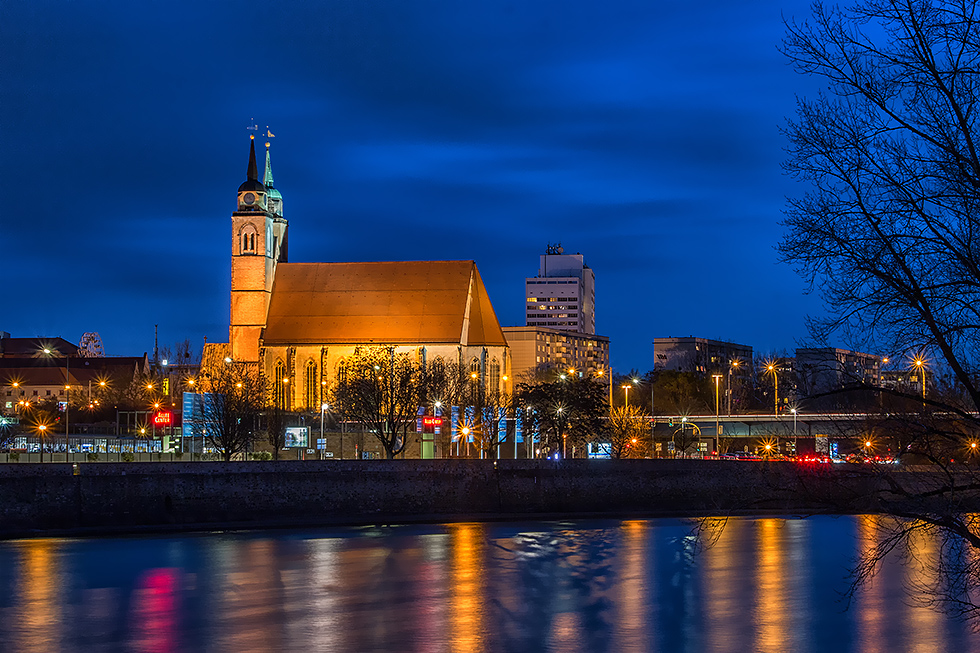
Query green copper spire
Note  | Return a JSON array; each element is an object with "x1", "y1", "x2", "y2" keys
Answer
[{"x1": 263, "y1": 141, "x2": 276, "y2": 189}]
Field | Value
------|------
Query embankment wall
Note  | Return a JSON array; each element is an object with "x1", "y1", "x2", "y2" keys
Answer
[{"x1": 0, "y1": 459, "x2": 962, "y2": 537}]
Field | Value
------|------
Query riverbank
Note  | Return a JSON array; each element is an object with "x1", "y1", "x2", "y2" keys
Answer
[{"x1": 0, "y1": 459, "x2": 974, "y2": 538}]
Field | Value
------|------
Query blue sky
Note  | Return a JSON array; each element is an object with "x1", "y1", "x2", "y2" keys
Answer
[{"x1": 1, "y1": 0, "x2": 826, "y2": 369}]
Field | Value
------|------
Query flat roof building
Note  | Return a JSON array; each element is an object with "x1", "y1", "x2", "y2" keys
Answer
[
  {"x1": 653, "y1": 337, "x2": 753, "y2": 376},
  {"x1": 525, "y1": 244, "x2": 596, "y2": 334},
  {"x1": 504, "y1": 326, "x2": 609, "y2": 380}
]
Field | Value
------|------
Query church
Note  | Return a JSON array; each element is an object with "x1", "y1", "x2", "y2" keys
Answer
[{"x1": 220, "y1": 135, "x2": 511, "y2": 412}]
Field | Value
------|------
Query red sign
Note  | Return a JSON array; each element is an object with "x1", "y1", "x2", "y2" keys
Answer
[
  {"x1": 153, "y1": 411, "x2": 172, "y2": 426},
  {"x1": 422, "y1": 416, "x2": 443, "y2": 427}
]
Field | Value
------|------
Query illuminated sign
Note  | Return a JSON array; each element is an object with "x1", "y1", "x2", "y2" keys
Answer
[
  {"x1": 285, "y1": 427, "x2": 309, "y2": 448},
  {"x1": 422, "y1": 417, "x2": 443, "y2": 427},
  {"x1": 153, "y1": 411, "x2": 172, "y2": 426}
]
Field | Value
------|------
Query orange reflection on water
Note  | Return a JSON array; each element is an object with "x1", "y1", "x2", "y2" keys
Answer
[
  {"x1": 614, "y1": 520, "x2": 649, "y2": 650},
  {"x1": 902, "y1": 522, "x2": 943, "y2": 653},
  {"x1": 754, "y1": 518, "x2": 788, "y2": 653},
  {"x1": 855, "y1": 514, "x2": 888, "y2": 653},
  {"x1": 213, "y1": 539, "x2": 286, "y2": 652},
  {"x1": 12, "y1": 538, "x2": 61, "y2": 653},
  {"x1": 703, "y1": 517, "x2": 745, "y2": 652},
  {"x1": 449, "y1": 522, "x2": 486, "y2": 652}
]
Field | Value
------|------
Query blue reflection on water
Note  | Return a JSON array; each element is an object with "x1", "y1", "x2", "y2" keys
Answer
[{"x1": 0, "y1": 516, "x2": 977, "y2": 652}]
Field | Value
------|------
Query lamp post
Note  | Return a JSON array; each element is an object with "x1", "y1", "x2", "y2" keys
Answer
[
  {"x1": 766, "y1": 363, "x2": 779, "y2": 415},
  {"x1": 37, "y1": 424, "x2": 48, "y2": 463},
  {"x1": 433, "y1": 400, "x2": 442, "y2": 460},
  {"x1": 43, "y1": 347, "x2": 70, "y2": 460},
  {"x1": 913, "y1": 357, "x2": 927, "y2": 407},
  {"x1": 727, "y1": 359, "x2": 740, "y2": 416},
  {"x1": 556, "y1": 406, "x2": 566, "y2": 459},
  {"x1": 622, "y1": 384, "x2": 631, "y2": 408},
  {"x1": 712, "y1": 374, "x2": 722, "y2": 440},
  {"x1": 321, "y1": 402, "x2": 328, "y2": 458}
]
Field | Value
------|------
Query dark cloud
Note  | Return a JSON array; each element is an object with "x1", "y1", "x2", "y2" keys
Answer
[{"x1": 1, "y1": 0, "x2": 826, "y2": 366}]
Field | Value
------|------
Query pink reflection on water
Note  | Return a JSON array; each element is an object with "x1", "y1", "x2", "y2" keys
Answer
[{"x1": 129, "y1": 567, "x2": 180, "y2": 653}]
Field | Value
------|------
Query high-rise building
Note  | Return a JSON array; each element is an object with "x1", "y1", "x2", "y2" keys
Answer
[{"x1": 524, "y1": 244, "x2": 595, "y2": 334}]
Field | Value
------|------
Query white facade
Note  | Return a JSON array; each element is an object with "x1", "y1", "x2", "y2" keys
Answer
[{"x1": 524, "y1": 247, "x2": 596, "y2": 334}]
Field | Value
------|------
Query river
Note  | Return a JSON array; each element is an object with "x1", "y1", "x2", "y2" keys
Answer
[{"x1": 0, "y1": 515, "x2": 975, "y2": 652}]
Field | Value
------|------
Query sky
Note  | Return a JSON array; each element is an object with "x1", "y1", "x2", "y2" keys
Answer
[{"x1": 0, "y1": 0, "x2": 828, "y2": 370}]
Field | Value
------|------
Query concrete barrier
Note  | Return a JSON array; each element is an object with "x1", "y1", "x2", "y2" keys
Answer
[{"x1": 0, "y1": 459, "x2": 969, "y2": 537}]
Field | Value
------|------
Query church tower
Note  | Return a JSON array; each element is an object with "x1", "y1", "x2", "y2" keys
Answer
[{"x1": 230, "y1": 135, "x2": 288, "y2": 362}]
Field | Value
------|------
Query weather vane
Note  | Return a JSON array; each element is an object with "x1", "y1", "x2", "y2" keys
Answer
[
  {"x1": 265, "y1": 125, "x2": 275, "y2": 139},
  {"x1": 246, "y1": 118, "x2": 259, "y2": 135}
]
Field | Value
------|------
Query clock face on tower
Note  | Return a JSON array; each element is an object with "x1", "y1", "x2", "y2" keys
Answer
[{"x1": 243, "y1": 192, "x2": 256, "y2": 205}]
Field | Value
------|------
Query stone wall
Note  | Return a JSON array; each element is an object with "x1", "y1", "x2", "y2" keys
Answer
[{"x1": 0, "y1": 460, "x2": 963, "y2": 537}]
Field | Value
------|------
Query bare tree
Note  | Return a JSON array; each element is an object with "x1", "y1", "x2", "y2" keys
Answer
[
  {"x1": 514, "y1": 373, "x2": 606, "y2": 458},
  {"x1": 264, "y1": 400, "x2": 288, "y2": 461},
  {"x1": 194, "y1": 362, "x2": 265, "y2": 461},
  {"x1": 781, "y1": 0, "x2": 980, "y2": 624},
  {"x1": 607, "y1": 405, "x2": 650, "y2": 459},
  {"x1": 331, "y1": 347, "x2": 426, "y2": 459}
]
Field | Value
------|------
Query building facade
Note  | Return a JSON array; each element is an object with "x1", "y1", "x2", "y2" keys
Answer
[
  {"x1": 504, "y1": 326, "x2": 609, "y2": 380},
  {"x1": 653, "y1": 337, "x2": 753, "y2": 377},
  {"x1": 222, "y1": 137, "x2": 510, "y2": 412},
  {"x1": 524, "y1": 244, "x2": 596, "y2": 334},
  {"x1": 794, "y1": 347, "x2": 883, "y2": 397}
]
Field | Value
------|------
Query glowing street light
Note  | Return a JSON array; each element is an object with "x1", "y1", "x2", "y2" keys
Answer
[
  {"x1": 912, "y1": 356, "x2": 927, "y2": 405},
  {"x1": 36, "y1": 423, "x2": 49, "y2": 462},
  {"x1": 766, "y1": 362, "x2": 779, "y2": 415},
  {"x1": 728, "y1": 359, "x2": 740, "y2": 415},
  {"x1": 712, "y1": 374, "x2": 722, "y2": 438},
  {"x1": 622, "y1": 384, "x2": 632, "y2": 408}
]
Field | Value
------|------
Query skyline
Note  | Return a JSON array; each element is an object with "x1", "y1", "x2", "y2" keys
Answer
[{"x1": 2, "y1": 0, "x2": 830, "y2": 369}]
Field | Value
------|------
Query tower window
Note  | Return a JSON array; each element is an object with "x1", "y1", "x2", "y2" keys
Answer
[{"x1": 241, "y1": 225, "x2": 258, "y2": 254}]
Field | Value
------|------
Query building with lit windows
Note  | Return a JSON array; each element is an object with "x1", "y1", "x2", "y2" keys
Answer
[
  {"x1": 503, "y1": 326, "x2": 609, "y2": 380},
  {"x1": 653, "y1": 337, "x2": 753, "y2": 376},
  {"x1": 524, "y1": 244, "x2": 596, "y2": 334}
]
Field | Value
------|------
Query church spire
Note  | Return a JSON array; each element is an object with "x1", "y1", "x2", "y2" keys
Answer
[
  {"x1": 263, "y1": 141, "x2": 275, "y2": 188},
  {"x1": 246, "y1": 135, "x2": 259, "y2": 181}
]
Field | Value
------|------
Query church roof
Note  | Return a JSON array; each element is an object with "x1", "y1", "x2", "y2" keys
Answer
[{"x1": 263, "y1": 260, "x2": 507, "y2": 347}]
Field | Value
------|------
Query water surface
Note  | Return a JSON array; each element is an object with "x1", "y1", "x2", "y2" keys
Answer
[{"x1": 0, "y1": 516, "x2": 975, "y2": 652}]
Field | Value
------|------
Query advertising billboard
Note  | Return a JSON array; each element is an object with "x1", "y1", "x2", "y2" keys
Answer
[{"x1": 284, "y1": 426, "x2": 309, "y2": 448}]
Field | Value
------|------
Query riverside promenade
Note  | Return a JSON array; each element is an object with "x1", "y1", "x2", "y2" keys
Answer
[{"x1": 0, "y1": 459, "x2": 972, "y2": 538}]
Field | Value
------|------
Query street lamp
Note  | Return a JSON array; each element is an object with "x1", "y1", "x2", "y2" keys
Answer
[
  {"x1": 712, "y1": 374, "x2": 722, "y2": 439},
  {"x1": 622, "y1": 384, "x2": 632, "y2": 408},
  {"x1": 766, "y1": 362, "x2": 779, "y2": 415},
  {"x1": 728, "y1": 359, "x2": 740, "y2": 415},
  {"x1": 912, "y1": 356, "x2": 927, "y2": 406},
  {"x1": 321, "y1": 402, "x2": 329, "y2": 458},
  {"x1": 556, "y1": 406, "x2": 566, "y2": 458},
  {"x1": 36, "y1": 423, "x2": 48, "y2": 463}
]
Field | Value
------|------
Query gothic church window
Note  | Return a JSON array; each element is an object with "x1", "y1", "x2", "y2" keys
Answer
[
  {"x1": 274, "y1": 360, "x2": 287, "y2": 409},
  {"x1": 305, "y1": 360, "x2": 318, "y2": 410},
  {"x1": 489, "y1": 358, "x2": 500, "y2": 393}
]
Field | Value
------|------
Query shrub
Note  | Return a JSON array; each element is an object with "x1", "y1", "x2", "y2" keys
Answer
[
  {"x1": 252, "y1": 451, "x2": 273, "y2": 461},
  {"x1": 8, "y1": 452, "x2": 19, "y2": 462},
  {"x1": 86, "y1": 452, "x2": 99, "y2": 462},
  {"x1": 121, "y1": 452, "x2": 135, "y2": 463}
]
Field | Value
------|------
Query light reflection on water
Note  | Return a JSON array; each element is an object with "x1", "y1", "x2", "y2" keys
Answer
[{"x1": 0, "y1": 516, "x2": 978, "y2": 652}]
